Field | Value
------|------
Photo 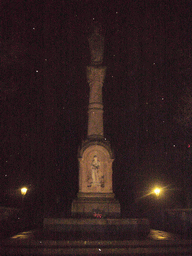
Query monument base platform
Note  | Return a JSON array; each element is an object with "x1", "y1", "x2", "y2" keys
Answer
[
  {"x1": 43, "y1": 218, "x2": 150, "y2": 238},
  {"x1": 71, "y1": 193, "x2": 121, "y2": 218}
]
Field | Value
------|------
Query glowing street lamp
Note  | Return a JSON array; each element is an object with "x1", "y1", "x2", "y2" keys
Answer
[
  {"x1": 153, "y1": 187, "x2": 161, "y2": 197},
  {"x1": 21, "y1": 187, "x2": 28, "y2": 205},
  {"x1": 21, "y1": 187, "x2": 28, "y2": 196}
]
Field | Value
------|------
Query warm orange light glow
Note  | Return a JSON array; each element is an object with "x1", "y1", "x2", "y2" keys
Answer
[
  {"x1": 21, "y1": 187, "x2": 28, "y2": 196},
  {"x1": 153, "y1": 187, "x2": 161, "y2": 197}
]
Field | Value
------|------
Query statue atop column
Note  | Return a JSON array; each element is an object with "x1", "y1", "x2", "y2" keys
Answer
[{"x1": 88, "y1": 26, "x2": 104, "y2": 66}]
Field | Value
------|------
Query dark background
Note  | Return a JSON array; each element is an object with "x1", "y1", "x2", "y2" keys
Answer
[{"x1": 1, "y1": 0, "x2": 192, "y2": 217}]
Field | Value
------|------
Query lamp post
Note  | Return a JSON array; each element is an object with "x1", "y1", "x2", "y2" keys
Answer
[{"x1": 151, "y1": 187, "x2": 163, "y2": 229}]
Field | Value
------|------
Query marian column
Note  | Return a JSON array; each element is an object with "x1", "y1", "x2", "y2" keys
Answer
[
  {"x1": 71, "y1": 26, "x2": 120, "y2": 218},
  {"x1": 87, "y1": 26, "x2": 106, "y2": 138}
]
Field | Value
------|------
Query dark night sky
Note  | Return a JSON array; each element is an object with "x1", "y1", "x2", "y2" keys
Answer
[{"x1": 1, "y1": 0, "x2": 192, "y2": 211}]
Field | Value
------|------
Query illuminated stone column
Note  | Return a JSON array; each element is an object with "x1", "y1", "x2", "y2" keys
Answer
[
  {"x1": 71, "y1": 26, "x2": 121, "y2": 218},
  {"x1": 87, "y1": 66, "x2": 106, "y2": 137}
]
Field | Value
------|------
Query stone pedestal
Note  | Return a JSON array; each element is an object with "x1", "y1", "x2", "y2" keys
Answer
[
  {"x1": 71, "y1": 138, "x2": 121, "y2": 217},
  {"x1": 72, "y1": 193, "x2": 120, "y2": 218}
]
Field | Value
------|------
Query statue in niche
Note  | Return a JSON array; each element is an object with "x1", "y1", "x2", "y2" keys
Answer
[
  {"x1": 91, "y1": 155, "x2": 100, "y2": 184},
  {"x1": 87, "y1": 155, "x2": 105, "y2": 187}
]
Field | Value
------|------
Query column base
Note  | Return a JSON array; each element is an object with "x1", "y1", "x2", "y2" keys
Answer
[{"x1": 71, "y1": 193, "x2": 121, "y2": 218}]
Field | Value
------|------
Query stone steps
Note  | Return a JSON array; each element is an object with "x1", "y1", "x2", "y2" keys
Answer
[{"x1": 1, "y1": 229, "x2": 192, "y2": 255}]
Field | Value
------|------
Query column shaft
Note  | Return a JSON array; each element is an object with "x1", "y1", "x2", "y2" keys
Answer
[{"x1": 86, "y1": 66, "x2": 106, "y2": 137}]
